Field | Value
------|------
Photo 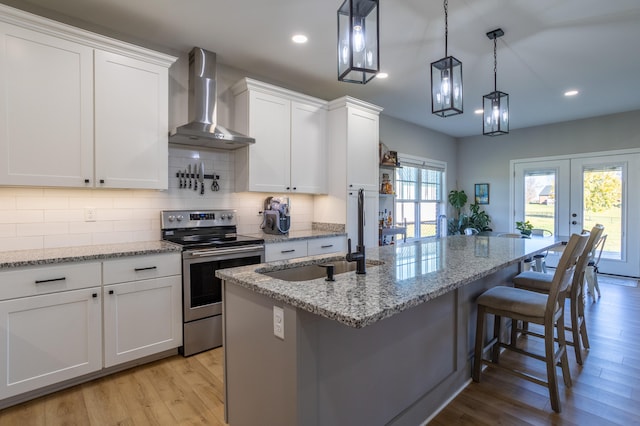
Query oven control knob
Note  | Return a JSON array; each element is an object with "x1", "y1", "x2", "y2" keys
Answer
[
  {"x1": 176, "y1": 215, "x2": 184, "y2": 222},
  {"x1": 227, "y1": 214, "x2": 234, "y2": 220},
  {"x1": 168, "y1": 215, "x2": 175, "y2": 222},
  {"x1": 221, "y1": 214, "x2": 227, "y2": 220}
]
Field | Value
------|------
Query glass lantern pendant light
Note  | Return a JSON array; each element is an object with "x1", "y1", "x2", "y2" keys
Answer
[
  {"x1": 337, "y1": 0, "x2": 379, "y2": 84},
  {"x1": 483, "y1": 28, "x2": 509, "y2": 136},
  {"x1": 431, "y1": 0, "x2": 463, "y2": 117}
]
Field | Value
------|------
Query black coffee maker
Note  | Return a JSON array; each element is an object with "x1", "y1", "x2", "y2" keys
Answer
[{"x1": 262, "y1": 196, "x2": 291, "y2": 234}]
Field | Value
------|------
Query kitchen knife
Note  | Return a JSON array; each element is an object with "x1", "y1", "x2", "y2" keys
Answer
[
  {"x1": 194, "y1": 163, "x2": 198, "y2": 191},
  {"x1": 188, "y1": 164, "x2": 192, "y2": 188},
  {"x1": 200, "y1": 162, "x2": 205, "y2": 195}
]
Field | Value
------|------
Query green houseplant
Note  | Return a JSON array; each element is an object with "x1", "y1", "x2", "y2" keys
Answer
[
  {"x1": 468, "y1": 203, "x2": 492, "y2": 232},
  {"x1": 447, "y1": 190, "x2": 468, "y2": 235},
  {"x1": 447, "y1": 191, "x2": 493, "y2": 234},
  {"x1": 516, "y1": 220, "x2": 533, "y2": 236}
]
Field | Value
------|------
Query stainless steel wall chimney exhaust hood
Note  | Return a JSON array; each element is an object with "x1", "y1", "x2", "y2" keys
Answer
[{"x1": 169, "y1": 47, "x2": 255, "y2": 149}]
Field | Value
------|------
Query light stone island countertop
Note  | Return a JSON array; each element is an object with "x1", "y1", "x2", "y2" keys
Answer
[
  {"x1": 216, "y1": 235, "x2": 563, "y2": 328},
  {"x1": 0, "y1": 241, "x2": 182, "y2": 269}
]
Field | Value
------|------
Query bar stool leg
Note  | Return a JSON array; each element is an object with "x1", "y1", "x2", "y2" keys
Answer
[{"x1": 473, "y1": 305, "x2": 486, "y2": 382}]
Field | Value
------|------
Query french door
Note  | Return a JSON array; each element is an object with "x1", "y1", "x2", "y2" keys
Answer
[{"x1": 513, "y1": 152, "x2": 640, "y2": 277}]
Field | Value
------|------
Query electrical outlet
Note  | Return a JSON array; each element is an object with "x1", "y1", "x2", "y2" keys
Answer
[
  {"x1": 273, "y1": 306, "x2": 284, "y2": 340},
  {"x1": 84, "y1": 207, "x2": 97, "y2": 222}
]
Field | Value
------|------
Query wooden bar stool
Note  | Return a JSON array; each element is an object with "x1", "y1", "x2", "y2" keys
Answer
[
  {"x1": 473, "y1": 232, "x2": 590, "y2": 413},
  {"x1": 512, "y1": 224, "x2": 604, "y2": 365}
]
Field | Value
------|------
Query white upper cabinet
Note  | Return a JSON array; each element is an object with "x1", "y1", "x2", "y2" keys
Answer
[
  {"x1": 94, "y1": 51, "x2": 168, "y2": 189},
  {"x1": 0, "y1": 5, "x2": 175, "y2": 189},
  {"x1": 291, "y1": 101, "x2": 327, "y2": 194},
  {"x1": 233, "y1": 78, "x2": 327, "y2": 194},
  {"x1": 0, "y1": 22, "x2": 94, "y2": 187},
  {"x1": 346, "y1": 107, "x2": 380, "y2": 192}
]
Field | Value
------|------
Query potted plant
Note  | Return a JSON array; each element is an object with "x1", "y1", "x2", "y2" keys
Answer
[
  {"x1": 516, "y1": 220, "x2": 533, "y2": 236},
  {"x1": 468, "y1": 203, "x2": 492, "y2": 232},
  {"x1": 447, "y1": 190, "x2": 468, "y2": 235}
]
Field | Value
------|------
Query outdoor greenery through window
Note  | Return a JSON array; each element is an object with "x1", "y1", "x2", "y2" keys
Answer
[{"x1": 395, "y1": 158, "x2": 444, "y2": 240}]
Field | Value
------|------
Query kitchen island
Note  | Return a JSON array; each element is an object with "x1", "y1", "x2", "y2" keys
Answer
[{"x1": 216, "y1": 235, "x2": 561, "y2": 426}]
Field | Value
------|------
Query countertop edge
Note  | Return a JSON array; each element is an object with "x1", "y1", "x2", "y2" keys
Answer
[{"x1": 0, "y1": 241, "x2": 182, "y2": 269}]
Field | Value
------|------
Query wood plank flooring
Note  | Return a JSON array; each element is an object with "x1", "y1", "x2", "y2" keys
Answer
[{"x1": 0, "y1": 276, "x2": 638, "y2": 425}]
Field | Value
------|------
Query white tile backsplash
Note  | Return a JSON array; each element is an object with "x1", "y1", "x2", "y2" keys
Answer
[{"x1": 0, "y1": 147, "x2": 316, "y2": 252}]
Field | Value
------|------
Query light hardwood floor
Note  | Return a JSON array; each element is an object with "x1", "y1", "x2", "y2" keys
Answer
[{"x1": 1, "y1": 277, "x2": 638, "y2": 425}]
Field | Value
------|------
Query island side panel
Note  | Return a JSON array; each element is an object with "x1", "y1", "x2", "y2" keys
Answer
[
  {"x1": 223, "y1": 282, "x2": 301, "y2": 426},
  {"x1": 301, "y1": 291, "x2": 457, "y2": 426}
]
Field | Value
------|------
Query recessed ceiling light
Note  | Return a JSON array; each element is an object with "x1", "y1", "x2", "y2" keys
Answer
[
  {"x1": 564, "y1": 90, "x2": 579, "y2": 97},
  {"x1": 376, "y1": 72, "x2": 388, "y2": 79},
  {"x1": 474, "y1": 109, "x2": 484, "y2": 114},
  {"x1": 292, "y1": 34, "x2": 308, "y2": 44}
]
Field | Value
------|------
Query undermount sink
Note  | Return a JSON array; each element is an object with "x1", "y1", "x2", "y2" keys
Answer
[{"x1": 259, "y1": 259, "x2": 383, "y2": 282}]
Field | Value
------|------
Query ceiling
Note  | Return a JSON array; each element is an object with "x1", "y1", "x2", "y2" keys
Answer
[{"x1": 5, "y1": 0, "x2": 640, "y2": 138}]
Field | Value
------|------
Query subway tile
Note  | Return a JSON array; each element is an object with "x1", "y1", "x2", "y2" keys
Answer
[
  {"x1": 17, "y1": 222, "x2": 69, "y2": 236},
  {"x1": 98, "y1": 209, "x2": 134, "y2": 221},
  {"x1": 17, "y1": 197, "x2": 69, "y2": 210},
  {"x1": 45, "y1": 209, "x2": 84, "y2": 222},
  {"x1": 113, "y1": 219, "x2": 151, "y2": 232},
  {"x1": 92, "y1": 231, "x2": 133, "y2": 245},
  {"x1": 69, "y1": 221, "x2": 113, "y2": 234},
  {"x1": 0, "y1": 236, "x2": 43, "y2": 251},
  {"x1": 0, "y1": 210, "x2": 44, "y2": 224},
  {"x1": 44, "y1": 233, "x2": 93, "y2": 249},
  {"x1": 0, "y1": 224, "x2": 16, "y2": 238}
]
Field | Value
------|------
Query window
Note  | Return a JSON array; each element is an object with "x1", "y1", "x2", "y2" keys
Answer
[{"x1": 395, "y1": 156, "x2": 445, "y2": 240}]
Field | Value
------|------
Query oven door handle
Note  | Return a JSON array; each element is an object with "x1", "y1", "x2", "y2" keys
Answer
[{"x1": 189, "y1": 245, "x2": 265, "y2": 257}]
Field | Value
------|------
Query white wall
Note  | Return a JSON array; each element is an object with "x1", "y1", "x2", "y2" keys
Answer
[{"x1": 456, "y1": 110, "x2": 640, "y2": 232}]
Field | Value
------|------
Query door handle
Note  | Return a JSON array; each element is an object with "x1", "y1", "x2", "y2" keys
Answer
[{"x1": 572, "y1": 221, "x2": 577, "y2": 225}]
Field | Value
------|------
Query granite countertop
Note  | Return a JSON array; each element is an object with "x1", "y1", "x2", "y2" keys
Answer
[
  {"x1": 216, "y1": 235, "x2": 562, "y2": 328},
  {"x1": 0, "y1": 241, "x2": 182, "y2": 269},
  {"x1": 247, "y1": 229, "x2": 347, "y2": 244}
]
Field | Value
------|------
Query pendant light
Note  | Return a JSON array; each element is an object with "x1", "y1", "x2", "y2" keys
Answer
[
  {"x1": 431, "y1": 0, "x2": 463, "y2": 117},
  {"x1": 337, "y1": 0, "x2": 380, "y2": 84},
  {"x1": 483, "y1": 28, "x2": 509, "y2": 136}
]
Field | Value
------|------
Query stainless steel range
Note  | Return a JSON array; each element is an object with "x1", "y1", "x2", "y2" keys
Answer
[{"x1": 161, "y1": 209, "x2": 264, "y2": 356}]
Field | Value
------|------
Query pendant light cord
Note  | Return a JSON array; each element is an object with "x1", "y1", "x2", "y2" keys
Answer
[
  {"x1": 493, "y1": 36, "x2": 498, "y2": 91},
  {"x1": 444, "y1": 0, "x2": 449, "y2": 57}
]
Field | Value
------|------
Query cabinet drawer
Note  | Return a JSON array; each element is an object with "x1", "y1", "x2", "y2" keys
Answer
[
  {"x1": 265, "y1": 241, "x2": 308, "y2": 262},
  {"x1": 103, "y1": 253, "x2": 181, "y2": 285},
  {"x1": 0, "y1": 262, "x2": 101, "y2": 300},
  {"x1": 307, "y1": 236, "x2": 347, "y2": 256}
]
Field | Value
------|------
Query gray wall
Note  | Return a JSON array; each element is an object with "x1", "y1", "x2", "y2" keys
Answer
[{"x1": 456, "y1": 110, "x2": 640, "y2": 233}]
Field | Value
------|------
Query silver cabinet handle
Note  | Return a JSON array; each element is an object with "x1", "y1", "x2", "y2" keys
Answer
[
  {"x1": 321, "y1": 244, "x2": 334, "y2": 249},
  {"x1": 281, "y1": 249, "x2": 295, "y2": 253},
  {"x1": 134, "y1": 266, "x2": 157, "y2": 272},
  {"x1": 35, "y1": 277, "x2": 66, "y2": 284}
]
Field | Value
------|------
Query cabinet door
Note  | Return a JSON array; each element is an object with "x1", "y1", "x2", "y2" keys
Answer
[
  {"x1": 0, "y1": 288, "x2": 102, "y2": 399},
  {"x1": 0, "y1": 23, "x2": 94, "y2": 187},
  {"x1": 245, "y1": 90, "x2": 291, "y2": 192},
  {"x1": 346, "y1": 108, "x2": 379, "y2": 192},
  {"x1": 290, "y1": 101, "x2": 327, "y2": 194},
  {"x1": 347, "y1": 190, "x2": 379, "y2": 249},
  {"x1": 94, "y1": 50, "x2": 169, "y2": 189},
  {"x1": 103, "y1": 275, "x2": 182, "y2": 367}
]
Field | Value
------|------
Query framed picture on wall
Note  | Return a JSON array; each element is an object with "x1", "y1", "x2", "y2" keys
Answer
[{"x1": 475, "y1": 183, "x2": 490, "y2": 205}]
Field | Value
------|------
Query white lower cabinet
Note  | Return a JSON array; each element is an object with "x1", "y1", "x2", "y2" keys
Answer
[
  {"x1": 103, "y1": 276, "x2": 181, "y2": 368},
  {"x1": 0, "y1": 252, "x2": 182, "y2": 402},
  {"x1": 265, "y1": 236, "x2": 347, "y2": 262},
  {"x1": 102, "y1": 253, "x2": 182, "y2": 368},
  {"x1": 0, "y1": 287, "x2": 102, "y2": 399}
]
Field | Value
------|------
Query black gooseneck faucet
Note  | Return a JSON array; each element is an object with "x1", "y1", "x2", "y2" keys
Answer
[{"x1": 346, "y1": 188, "x2": 366, "y2": 274}]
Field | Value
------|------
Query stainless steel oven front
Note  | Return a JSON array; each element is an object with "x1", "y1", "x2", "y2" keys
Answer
[{"x1": 181, "y1": 244, "x2": 264, "y2": 356}]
